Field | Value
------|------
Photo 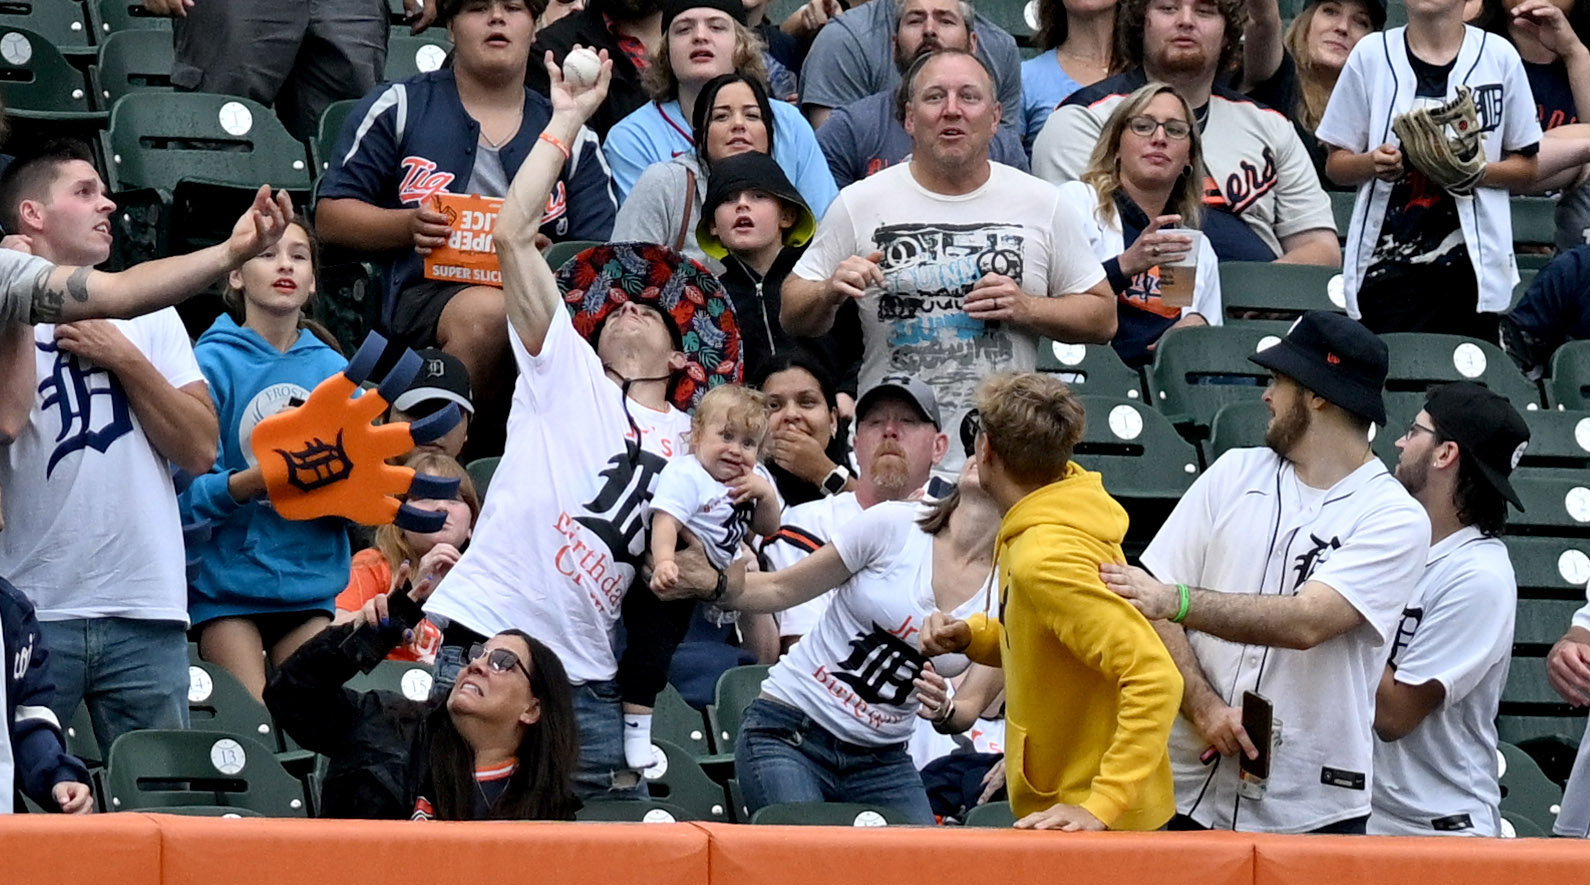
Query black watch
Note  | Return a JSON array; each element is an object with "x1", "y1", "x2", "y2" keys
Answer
[{"x1": 820, "y1": 465, "x2": 850, "y2": 496}]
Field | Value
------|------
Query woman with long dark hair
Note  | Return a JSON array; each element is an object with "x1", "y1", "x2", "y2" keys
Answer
[{"x1": 266, "y1": 584, "x2": 579, "y2": 820}]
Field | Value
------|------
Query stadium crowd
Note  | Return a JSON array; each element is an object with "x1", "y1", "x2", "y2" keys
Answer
[{"x1": 0, "y1": 0, "x2": 1588, "y2": 839}]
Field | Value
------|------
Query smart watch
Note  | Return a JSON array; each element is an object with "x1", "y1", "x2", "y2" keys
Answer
[{"x1": 820, "y1": 465, "x2": 850, "y2": 496}]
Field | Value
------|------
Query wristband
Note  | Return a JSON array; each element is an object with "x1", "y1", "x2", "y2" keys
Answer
[
  {"x1": 933, "y1": 698, "x2": 957, "y2": 725},
  {"x1": 1171, "y1": 583, "x2": 1191, "y2": 624},
  {"x1": 709, "y1": 566, "x2": 728, "y2": 603},
  {"x1": 539, "y1": 131, "x2": 571, "y2": 161}
]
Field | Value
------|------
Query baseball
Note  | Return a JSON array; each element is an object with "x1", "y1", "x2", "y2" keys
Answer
[{"x1": 563, "y1": 48, "x2": 601, "y2": 89}]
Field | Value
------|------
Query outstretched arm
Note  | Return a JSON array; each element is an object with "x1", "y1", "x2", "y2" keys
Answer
[
  {"x1": 498, "y1": 50, "x2": 612, "y2": 356},
  {"x1": 11, "y1": 186, "x2": 293, "y2": 326}
]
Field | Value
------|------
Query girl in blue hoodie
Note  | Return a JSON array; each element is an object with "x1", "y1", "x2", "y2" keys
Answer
[{"x1": 180, "y1": 219, "x2": 349, "y2": 702}]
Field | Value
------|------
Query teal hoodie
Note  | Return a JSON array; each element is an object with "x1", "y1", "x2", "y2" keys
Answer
[{"x1": 180, "y1": 315, "x2": 350, "y2": 625}]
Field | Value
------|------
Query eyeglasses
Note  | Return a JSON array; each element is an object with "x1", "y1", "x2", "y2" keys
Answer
[
  {"x1": 1403, "y1": 420, "x2": 1437, "y2": 440},
  {"x1": 465, "y1": 643, "x2": 532, "y2": 681},
  {"x1": 1125, "y1": 115, "x2": 1192, "y2": 140},
  {"x1": 960, "y1": 408, "x2": 982, "y2": 458}
]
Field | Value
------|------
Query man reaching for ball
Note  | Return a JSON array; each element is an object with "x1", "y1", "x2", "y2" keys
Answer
[{"x1": 316, "y1": 0, "x2": 617, "y2": 459}]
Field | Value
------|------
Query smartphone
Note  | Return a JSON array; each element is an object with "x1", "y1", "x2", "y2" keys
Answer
[{"x1": 1237, "y1": 691, "x2": 1274, "y2": 800}]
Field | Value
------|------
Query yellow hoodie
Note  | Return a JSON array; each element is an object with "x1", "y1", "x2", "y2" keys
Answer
[{"x1": 964, "y1": 462, "x2": 1182, "y2": 830}]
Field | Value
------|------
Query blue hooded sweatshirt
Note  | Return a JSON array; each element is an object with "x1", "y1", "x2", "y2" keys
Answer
[{"x1": 180, "y1": 315, "x2": 350, "y2": 626}]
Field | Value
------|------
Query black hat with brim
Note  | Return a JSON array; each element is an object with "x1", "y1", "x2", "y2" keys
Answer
[{"x1": 1249, "y1": 311, "x2": 1389, "y2": 426}]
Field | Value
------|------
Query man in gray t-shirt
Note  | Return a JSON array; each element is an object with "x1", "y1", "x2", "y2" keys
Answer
[
  {"x1": 817, "y1": 0, "x2": 1028, "y2": 189},
  {"x1": 800, "y1": 0, "x2": 1021, "y2": 133}
]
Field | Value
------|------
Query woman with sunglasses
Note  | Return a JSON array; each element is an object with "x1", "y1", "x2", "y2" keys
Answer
[
  {"x1": 1054, "y1": 82, "x2": 1223, "y2": 367},
  {"x1": 265, "y1": 575, "x2": 579, "y2": 820}
]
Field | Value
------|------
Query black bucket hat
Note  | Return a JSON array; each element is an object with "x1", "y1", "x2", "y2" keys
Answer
[
  {"x1": 695, "y1": 152, "x2": 816, "y2": 260},
  {"x1": 1249, "y1": 311, "x2": 1388, "y2": 425}
]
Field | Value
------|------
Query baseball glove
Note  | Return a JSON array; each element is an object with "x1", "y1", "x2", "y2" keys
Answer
[{"x1": 1392, "y1": 85, "x2": 1486, "y2": 196}]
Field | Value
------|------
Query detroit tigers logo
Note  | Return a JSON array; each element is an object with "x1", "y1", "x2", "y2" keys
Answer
[
  {"x1": 398, "y1": 156, "x2": 456, "y2": 204},
  {"x1": 1471, "y1": 84, "x2": 1504, "y2": 134},
  {"x1": 832, "y1": 624, "x2": 927, "y2": 705},
  {"x1": 1389, "y1": 606, "x2": 1424, "y2": 668},
  {"x1": 274, "y1": 430, "x2": 354, "y2": 492},
  {"x1": 36, "y1": 340, "x2": 133, "y2": 478},
  {"x1": 1292, "y1": 533, "x2": 1341, "y2": 589},
  {"x1": 575, "y1": 448, "x2": 669, "y2": 566}
]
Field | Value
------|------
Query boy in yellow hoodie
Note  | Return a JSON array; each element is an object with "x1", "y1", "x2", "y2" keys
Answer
[{"x1": 922, "y1": 372, "x2": 1182, "y2": 831}]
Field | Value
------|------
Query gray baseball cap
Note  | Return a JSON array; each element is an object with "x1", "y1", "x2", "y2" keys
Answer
[{"x1": 855, "y1": 374, "x2": 942, "y2": 429}]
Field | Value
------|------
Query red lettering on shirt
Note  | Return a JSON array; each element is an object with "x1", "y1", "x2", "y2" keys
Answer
[{"x1": 399, "y1": 156, "x2": 456, "y2": 204}]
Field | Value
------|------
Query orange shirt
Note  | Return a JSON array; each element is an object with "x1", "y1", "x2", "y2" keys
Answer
[{"x1": 339, "y1": 548, "x2": 442, "y2": 664}]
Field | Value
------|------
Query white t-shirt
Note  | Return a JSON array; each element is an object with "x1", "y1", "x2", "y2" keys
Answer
[
  {"x1": 761, "y1": 500, "x2": 993, "y2": 746},
  {"x1": 792, "y1": 162, "x2": 1105, "y2": 474},
  {"x1": 1370, "y1": 526, "x2": 1514, "y2": 837},
  {"x1": 0, "y1": 623, "x2": 11, "y2": 814},
  {"x1": 424, "y1": 309, "x2": 691, "y2": 684},
  {"x1": 1139, "y1": 447, "x2": 1430, "y2": 834},
  {"x1": 651, "y1": 456, "x2": 782, "y2": 569},
  {"x1": 0, "y1": 309, "x2": 203, "y2": 623},
  {"x1": 1553, "y1": 584, "x2": 1590, "y2": 837},
  {"x1": 760, "y1": 490, "x2": 865, "y2": 639}
]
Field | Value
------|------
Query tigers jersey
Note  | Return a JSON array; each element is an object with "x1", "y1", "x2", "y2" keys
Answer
[{"x1": 1140, "y1": 447, "x2": 1430, "y2": 833}]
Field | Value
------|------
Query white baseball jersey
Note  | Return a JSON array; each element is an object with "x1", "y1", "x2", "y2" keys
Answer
[
  {"x1": 1554, "y1": 587, "x2": 1590, "y2": 838},
  {"x1": 1316, "y1": 26, "x2": 1543, "y2": 315},
  {"x1": 1032, "y1": 70, "x2": 1337, "y2": 258},
  {"x1": 1140, "y1": 447, "x2": 1430, "y2": 833},
  {"x1": 760, "y1": 491, "x2": 865, "y2": 639},
  {"x1": 1369, "y1": 526, "x2": 1515, "y2": 836}
]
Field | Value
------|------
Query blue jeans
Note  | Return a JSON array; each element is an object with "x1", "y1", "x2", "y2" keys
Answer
[
  {"x1": 39, "y1": 618, "x2": 190, "y2": 759},
  {"x1": 734, "y1": 698, "x2": 934, "y2": 824},
  {"x1": 433, "y1": 643, "x2": 644, "y2": 801}
]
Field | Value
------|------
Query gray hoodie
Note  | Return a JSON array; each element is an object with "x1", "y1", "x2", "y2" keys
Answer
[{"x1": 611, "y1": 153, "x2": 723, "y2": 274}]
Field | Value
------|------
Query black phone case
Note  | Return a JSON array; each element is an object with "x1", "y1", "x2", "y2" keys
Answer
[{"x1": 1239, "y1": 690, "x2": 1274, "y2": 780}]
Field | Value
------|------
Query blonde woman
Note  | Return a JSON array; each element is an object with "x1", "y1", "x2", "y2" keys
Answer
[{"x1": 1054, "y1": 82, "x2": 1222, "y2": 366}]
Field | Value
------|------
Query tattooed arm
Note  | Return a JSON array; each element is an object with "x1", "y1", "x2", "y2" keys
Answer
[{"x1": 4, "y1": 185, "x2": 294, "y2": 326}]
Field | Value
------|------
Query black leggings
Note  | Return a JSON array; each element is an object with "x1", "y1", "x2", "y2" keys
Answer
[{"x1": 616, "y1": 582, "x2": 697, "y2": 708}]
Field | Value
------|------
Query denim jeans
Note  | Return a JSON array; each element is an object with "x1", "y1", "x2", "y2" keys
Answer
[
  {"x1": 433, "y1": 641, "x2": 644, "y2": 801},
  {"x1": 39, "y1": 618, "x2": 190, "y2": 759},
  {"x1": 734, "y1": 698, "x2": 935, "y2": 824}
]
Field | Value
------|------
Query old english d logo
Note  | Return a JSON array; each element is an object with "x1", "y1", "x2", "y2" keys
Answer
[{"x1": 275, "y1": 429, "x2": 354, "y2": 493}]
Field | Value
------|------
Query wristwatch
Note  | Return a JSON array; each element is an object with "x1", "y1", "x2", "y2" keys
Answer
[
  {"x1": 709, "y1": 566, "x2": 728, "y2": 603},
  {"x1": 820, "y1": 465, "x2": 850, "y2": 497}
]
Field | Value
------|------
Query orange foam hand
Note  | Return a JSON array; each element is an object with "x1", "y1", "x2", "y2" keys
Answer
[{"x1": 249, "y1": 332, "x2": 461, "y2": 530}]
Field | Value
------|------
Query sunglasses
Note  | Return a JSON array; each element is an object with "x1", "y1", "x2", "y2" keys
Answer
[
  {"x1": 465, "y1": 643, "x2": 532, "y2": 681},
  {"x1": 960, "y1": 408, "x2": 982, "y2": 458},
  {"x1": 1126, "y1": 115, "x2": 1192, "y2": 140}
]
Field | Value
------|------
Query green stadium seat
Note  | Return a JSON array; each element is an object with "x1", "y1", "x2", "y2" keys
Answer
[
  {"x1": 1498, "y1": 741, "x2": 1563, "y2": 834},
  {"x1": 465, "y1": 456, "x2": 500, "y2": 503},
  {"x1": 0, "y1": 1, "x2": 93, "y2": 56},
  {"x1": 750, "y1": 801, "x2": 912, "y2": 826},
  {"x1": 1217, "y1": 262, "x2": 1344, "y2": 324},
  {"x1": 1075, "y1": 395, "x2": 1201, "y2": 554},
  {"x1": 1498, "y1": 713, "x2": 1587, "y2": 748},
  {"x1": 105, "y1": 730, "x2": 308, "y2": 816},
  {"x1": 1147, "y1": 325, "x2": 1278, "y2": 433},
  {"x1": 962, "y1": 800, "x2": 1016, "y2": 827},
  {"x1": 576, "y1": 799, "x2": 695, "y2": 822},
  {"x1": 139, "y1": 805, "x2": 266, "y2": 818},
  {"x1": 545, "y1": 239, "x2": 604, "y2": 273},
  {"x1": 1501, "y1": 809, "x2": 1547, "y2": 837},
  {"x1": 65, "y1": 703, "x2": 102, "y2": 768},
  {"x1": 313, "y1": 260, "x2": 384, "y2": 354},
  {"x1": 1329, "y1": 189, "x2": 1355, "y2": 238},
  {"x1": 654, "y1": 682, "x2": 713, "y2": 759},
  {"x1": 344, "y1": 659, "x2": 436, "y2": 701},
  {"x1": 313, "y1": 98, "x2": 359, "y2": 175},
  {"x1": 1207, "y1": 400, "x2": 1271, "y2": 461},
  {"x1": 1035, "y1": 340, "x2": 1146, "y2": 401},
  {"x1": 187, "y1": 660, "x2": 277, "y2": 748},
  {"x1": 707, "y1": 664, "x2": 768, "y2": 753},
  {"x1": 1380, "y1": 333, "x2": 1543, "y2": 418},
  {"x1": 91, "y1": 28, "x2": 173, "y2": 107},
  {"x1": 102, "y1": 91, "x2": 312, "y2": 263},
  {"x1": 384, "y1": 32, "x2": 451, "y2": 81},
  {"x1": 1549, "y1": 341, "x2": 1590, "y2": 410},
  {"x1": 89, "y1": 0, "x2": 170, "y2": 36},
  {"x1": 642, "y1": 739, "x2": 731, "y2": 821},
  {"x1": 1513, "y1": 196, "x2": 1557, "y2": 270},
  {"x1": 979, "y1": 0, "x2": 1037, "y2": 43},
  {"x1": 1513, "y1": 596, "x2": 1587, "y2": 651},
  {"x1": 1508, "y1": 473, "x2": 1590, "y2": 536},
  {"x1": 1504, "y1": 656, "x2": 1565, "y2": 707},
  {"x1": 1512, "y1": 409, "x2": 1590, "y2": 479},
  {"x1": 0, "y1": 26, "x2": 104, "y2": 127}
]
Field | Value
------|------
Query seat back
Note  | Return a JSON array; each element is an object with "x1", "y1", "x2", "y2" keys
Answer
[
  {"x1": 104, "y1": 91, "x2": 311, "y2": 195},
  {"x1": 749, "y1": 801, "x2": 910, "y2": 826},
  {"x1": 709, "y1": 664, "x2": 769, "y2": 753},
  {"x1": 0, "y1": 26, "x2": 98, "y2": 118},
  {"x1": 654, "y1": 683, "x2": 711, "y2": 758},
  {"x1": 105, "y1": 730, "x2": 307, "y2": 816},
  {"x1": 1035, "y1": 340, "x2": 1145, "y2": 401},
  {"x1": 0, "y1": 1, "x2": 92, "y2": 55},
  {"x1": 962, "y1": 800, "x2": 1016, "y2": 827},
  {"x1": 90, "y1": 0, "x2": 171, "y2": 36},
  {"x1": 344, "y1": 659, "x2": 436, "y2": 701},
  {"x1": 1147, "y1": 325, "x2": 1277, "y2": 433},
  {"x1": 93, "y1": 28, "x2": 173, "y2": 107},
  {"x1": 1498, "y1": 741, "x2": 1563, "y2": 834},
  {"x1": 1514, "y1": 409, "x2": 1590, "y2": 479},
  {"x1": 187, "y1": 660, "x2": 277, "y2": 747},
  {"x1": 466, "y1": 456, "x2": 500, "y2": 503},
  {"x1": 577, "y1": 799, "x2": 696, "y2": 822},
  {"x1": 544, "y1": 239, "x2": 604, "y2": 274},
  {"x1": 1381, "y1": 333, "x2": 1542, "y2": 416},
  {"x1": 642, "y1": 739, "x2": 730, "y2": 821},
  {"x1": 383, "y1": 32, "x2": 451, "y2": 81},
  {"x1": 1074, "y1": 396, "x2": 1200, "y2": 499},
  {"x1": 313, "y1": 98, "x2": 360, "y2": 175},
  {"x1": 1217, "y1": 262, "x2": 1345, "y2": 323},
  {"x1": 1207, "y1": 400, "x2": 1271, "y2": 462},
  {"x1": 1550, "y1": 340, "x2": 1590, "y2": 409}
]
